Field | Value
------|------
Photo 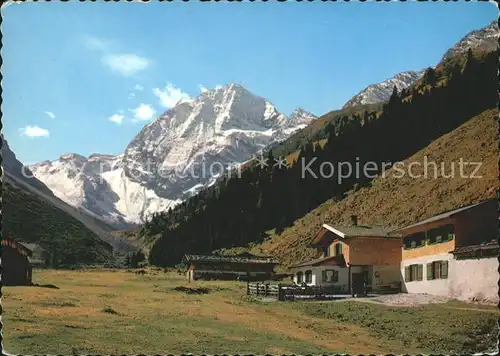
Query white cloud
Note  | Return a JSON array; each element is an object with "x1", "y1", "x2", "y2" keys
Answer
[
  {"x1": 44, "y1": 111, "x2": 56, "y2": 119},
  {"x1": 101, "y1": 54, "x2": 151, "y2": 77},
  {"x1": 130, "y1": 103, "x2": 156, "y2": 121},
  {"x1": 134, "y1": 84, "x2": 144, "y2": 91},
  {"x1": 153, "y1": 83, "x2": 191, "y2": 108},
  {"x1": 84, "y1": 35, "x2": 112, "y2": 52},
  {"x1": 215, "y1": 85, "x2": 223, "y2": 90},
  {"x1": 108, "y1": 113, "x2": 125, "y2": 125},
  {"x1": 84, "y1": 35, "x2": 151, "y2": 77},
  {"x1": 19, "y1": 125, "x2": 50, "y2": 138},
  {"x1": 128, "y1": 92, "x2": 136, "y2": 99}
]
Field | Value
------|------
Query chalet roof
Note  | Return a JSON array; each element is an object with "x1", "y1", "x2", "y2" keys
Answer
[
  {"x1": 312, "y1": 223, "x2": 399, "y2": 245},
  {"x1": 19, "y1": 242, "x2": 42, "y2": 252},
  {"x1": 326, "y1": 224, "x2": 397, "y2": 238},
  {"x1": 392, "y1": 199, "x2": 494, "y2": 234},
  {"x1": 289, "y1": 254, "x2": 347, "y2": 269},
  {"x1": 183, "y1": 253, "x2": 278, "y2": 265},
  {"x1": 451, "y1": 241, "x2": 498, "y2": 256}
]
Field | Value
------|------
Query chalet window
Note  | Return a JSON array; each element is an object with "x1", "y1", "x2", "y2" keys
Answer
[
  {"x1": 426, "y1": 260, "x2": 448, "y2": 280},
  {"x1": 404, "y1": 232, "x2": 425, "y2": 249},
  {"x1": 322, "y1": 269, "x2": 339, "y2": 283},
  {"x1": 323, "y1": 245, "x2": 330, "y2": 257},
  {"x1": 404, "y1": 264, "x2": 423, "y2": 282},
  {"x1": 296, "y1": 271, "x2": 304, "y2": 283},
  {"x1": 334, "y1": 243, "x2": 342, "y2": 256},
  {"x1": 427, "y1": 225, "x2": 454, "y2": 244},
  {"x1": 305, "y1": 270, "x2": 313, "y2": 284}
]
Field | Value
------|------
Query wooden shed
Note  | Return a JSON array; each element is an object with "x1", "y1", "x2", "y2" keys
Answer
[
  {"x1": 2, "y1": 238, "x2": 34, "y2": 285},
  {"x1": 182, "y1": 252, "x2": 278, "y2": 282}
]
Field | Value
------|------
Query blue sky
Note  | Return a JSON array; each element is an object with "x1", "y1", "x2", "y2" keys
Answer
[{"x1": 2, "y1": 1, "x2": 497, "y2": 164}]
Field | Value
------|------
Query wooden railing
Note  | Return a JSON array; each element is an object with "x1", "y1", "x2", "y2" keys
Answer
[
  {"x1": 247, "y1": 282, "x2": 347, "y2": 301},
  {"x1": 247, "y1": 282, "x2": 401, "y2": 301},
  {"x1": 247, "y1": 282, "x2": 284, "y2": 300}
]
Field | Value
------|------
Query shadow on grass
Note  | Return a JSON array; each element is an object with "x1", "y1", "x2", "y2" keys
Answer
[
  {"x1": 173, "y1": 286, "x2": 210, "y2": 294},
  {"x1": 102, "y1": 307, "x2": 119, "y2": 315},
  {"x1": 32, "y1": 283, "x2": 59, "y2": 289}
]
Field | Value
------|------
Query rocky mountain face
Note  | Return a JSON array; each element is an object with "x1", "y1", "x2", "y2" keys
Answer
[
  {"x1": 441, "y1": 20, "x2": 498, "y2": 62},
  {"x1": 2, "y1": 136, "x2": 55, "y2": 196},
  {"x1": 2, "y1": 137, "x2": 134, "y2": 252},
  {"x1": 29, "y1": 84, "x2": 317, "y2": 227},
  {"x1": 342, "y1": 20, "x2": 498, "y2": 109},
  {"x1": 342, "y1": 70, "x2": 425, "y2": 109}
]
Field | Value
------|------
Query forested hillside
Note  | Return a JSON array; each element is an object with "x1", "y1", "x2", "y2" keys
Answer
[
  {"x1": 271, "y1": 102, "x2": 384, "y2": 159},
  {"x1": 3, "y1": 180, "x2": 114, "y2": 267},
  {"x1": 145, "y1": 48, "x2": 497, "y2": 267},
  {"x1": 218, "y1": 107, "x2": 497, "y2": 267}
]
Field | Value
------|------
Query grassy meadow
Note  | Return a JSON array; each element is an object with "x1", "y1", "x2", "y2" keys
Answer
[{"x1": 2, "y1": 268, "x2": 498, "y2": 354}]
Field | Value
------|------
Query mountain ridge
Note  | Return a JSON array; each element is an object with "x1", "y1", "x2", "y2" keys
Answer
[
  {"x1": 29, "y1": 83, "x2": 317, "y2": 227},
  {"x1": 342, "y1": 70, "x2": 425, "y2": 109},
  {"x1": 2, "y1": 138, "x2": 135, "y2": 253},
  {"x1": 342, "y1": 20, "x2": 498, "y2": 110}
]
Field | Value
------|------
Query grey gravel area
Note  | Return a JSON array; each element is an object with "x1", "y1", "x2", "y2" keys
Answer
[{"x1": 363, "y1": 293, "x2": 451, "y2": 307}]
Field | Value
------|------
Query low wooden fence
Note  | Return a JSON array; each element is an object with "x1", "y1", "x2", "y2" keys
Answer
[
  {"x1": 247, "y1": 282, "x2": 284, "y2": 300},
  {"x1": 247, "y1": 282, "x2": 401, "y2": 301},
  {"x1": 247, "y1": 282, "x2": 346, "y2": 301}
]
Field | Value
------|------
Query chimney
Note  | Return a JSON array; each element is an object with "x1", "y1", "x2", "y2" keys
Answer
[{"x1": 350, "y1": 215, "x2": 358, "y2": 226}]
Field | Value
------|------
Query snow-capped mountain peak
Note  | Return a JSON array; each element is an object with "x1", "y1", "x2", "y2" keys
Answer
[
  {"x1": 29, "y1": 84, "x2": 317, "y2": 227},
  {"x1": 287, "y1": 108, "x2": 317, "y2": 127},
  {"x1": 342, "y1": 21, "x2": 498, "y2": 110},
  {"x1": 342, "y1": 70, "x2": 425, "y2": 109},
  {"x1": 441, "y1": 20, "x2": 498, "y2": 62}
]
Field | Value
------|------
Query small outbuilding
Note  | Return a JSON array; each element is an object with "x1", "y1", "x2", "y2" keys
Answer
[
  {"x1": 2, "y1": 237, "x2": 34, "y2": 285},
  {"x1": 19, "y1": 242, "x2": 48, "y2": 267},
  {"x1": 182, "y1": 252, "x2": 278, "y2": 282}
]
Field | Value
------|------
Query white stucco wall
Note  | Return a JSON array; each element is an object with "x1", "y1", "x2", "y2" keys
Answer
[
  {"x1": 400, "y1": 253, "x2": 454, "y2": 296},
  {"x1": 291, "y1": 266, "x2": 349, "y2": 291},
  {"x1": 372, "y1": 265, "x2": 401, "y2": 286},
  {"x1": 449, "y1": 257, "x2": 498, "y2": 303}
]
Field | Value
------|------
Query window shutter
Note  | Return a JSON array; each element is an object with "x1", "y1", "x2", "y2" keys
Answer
[
  {"x1": 404, "y1": 266, "x2": 410, "y2": 282},
  {"x1": 417, "y1": 264, "x2": 423, "y2": 281},
  {"x1": 333, "y1": 270, "x2": 339, "y2": 283},
  {"x1": 322, "y1": 270, "x2": 326, "y2": 283},
  {"x1": 297, "y1": 272, "x2": 303, "y2": 283},
  {"x1": 441, "y1": 261, "x2": 448, "y2": 279},
  {"x1": 426, "y1": 263, "x2": 434, "y2": 280}
]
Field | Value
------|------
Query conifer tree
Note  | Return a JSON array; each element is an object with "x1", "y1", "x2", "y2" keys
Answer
[{"x1": 423, "y1": 67, "x2": 437, "y2": 87}]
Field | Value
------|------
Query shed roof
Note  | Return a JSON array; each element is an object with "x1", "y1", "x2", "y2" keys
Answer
[
  {"x1": 19, "y1": 242, "x2": 42, "y2": 252},
  {"x1": 183, "y1": 253, "x2": 278, "y2": 265}
]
